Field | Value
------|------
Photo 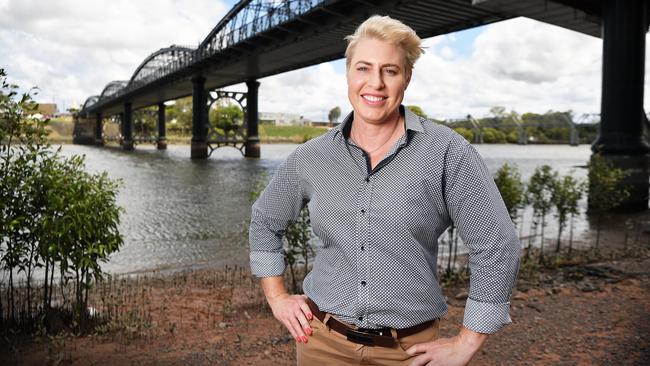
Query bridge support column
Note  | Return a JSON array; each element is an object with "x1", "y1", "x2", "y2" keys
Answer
[
  {"x1": 591, "y1": 0, "x2": 649, "y2": 210},
  {"x1": 95, "y1": 112, "x2": 104, "y2": 146},
  {"x1": 245, "y1": 79, "x2": 261, "y2": 158},
  {"x1": 191, "y1": 76, "x2": 208, "y2": 159},
  {"x1": 157, "y1": 103, "x2": 167, "y2": 150},
  {"x1": 123, "y1": 102, "x2": 134, "y2": 150}
]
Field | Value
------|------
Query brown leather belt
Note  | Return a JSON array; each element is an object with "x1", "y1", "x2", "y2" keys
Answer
[{"x1": 306, "y1": 297, "x2": 436, "y2": 348}]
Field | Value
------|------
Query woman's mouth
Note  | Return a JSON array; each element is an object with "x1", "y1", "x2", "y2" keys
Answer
[{"x1": 362, "y1": 94, "x2": 387, "y2": 104}]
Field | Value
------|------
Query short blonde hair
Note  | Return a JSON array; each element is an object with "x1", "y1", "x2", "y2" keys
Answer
[{"x1": 345, "y1": 15, "x2": 424, "y2": 75}]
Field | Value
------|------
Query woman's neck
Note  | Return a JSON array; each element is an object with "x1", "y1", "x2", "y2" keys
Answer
[{"x1": 349, "y1": 111, "x2": 404, "y2": 160}]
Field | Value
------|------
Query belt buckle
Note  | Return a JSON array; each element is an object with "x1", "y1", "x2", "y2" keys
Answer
[{"x1": 345, "y1": 329, "x2": 376, "y2": 346}]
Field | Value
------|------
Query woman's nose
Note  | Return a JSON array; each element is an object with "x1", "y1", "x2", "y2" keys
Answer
[{"x1": 368, "y1": 70, "x2": 384, "y2": 89}]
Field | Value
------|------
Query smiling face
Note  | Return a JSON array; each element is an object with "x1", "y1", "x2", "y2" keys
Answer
[{"x1": 347, "y1": 37, "x2": 410, "y2": 126}]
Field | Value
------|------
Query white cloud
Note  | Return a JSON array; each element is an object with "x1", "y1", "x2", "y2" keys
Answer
[
  {"x1": 258, "y1": 62, "x2": 349, "y2": 122},
  {"x1": 2, "y1": 7, "x2": 648, "y2": 121},
  {"x1": 0, "y1": 0, "x2": 228, "y2": 110},
  {"x1": 405, "y1": 17, "x2": 605, "y2": 119},
  {"x1": 260, "y1": 17, "x2": 617, "y2": 121}
]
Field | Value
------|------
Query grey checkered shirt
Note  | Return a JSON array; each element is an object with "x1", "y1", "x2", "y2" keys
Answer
[{"x1": 249, "y1": 106, "x2": 521, "y2": 334}]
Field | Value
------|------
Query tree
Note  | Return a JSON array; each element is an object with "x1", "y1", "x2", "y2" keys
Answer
[
  {"x1": 284, "y1": 207, "x2": 313, "y2": 294},
  {"x1": 588, "y1": 153, "x2": 629, "y2": 251},
  {"x1": 328, "y1": 106, "x2": 341, "y2": 124},
  {"x1": 482, "y1": 127, "x2": 507, "y2": 143},
  {"x1": 166, "y1": 97, "x2": 192, "y2": 134},
  {"x1": 551, "y1": 174, "x2": 585, "y2": 255},
  {"x1": 489, "y1": 106, "x2": 507, "y2": 119},
  {"x1": 210, "y1": 101, "x2": 244, "y2": 136},
  {"x1": 0, "y1": 68, "x2": 123, "y2": 331},
  {"x1": 134, "y1": 106, "x2": 157, "y2": 137},
  {"x1": 453, "y1": 127, "x2": 473, "y2": 142},
  {"x1": 407, "y1": 105, "x2": 427, "y2": 118},
  {"x1": 526, "y1": 165, "x2": 556, "y2": 263},
  {"x1": 493, "y1": 164, "x2": 525, "y2": 224}
]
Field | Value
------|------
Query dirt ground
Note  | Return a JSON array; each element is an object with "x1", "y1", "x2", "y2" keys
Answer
[{"x1": 1, "y1": 247, "x2": 649, "y2": 366}]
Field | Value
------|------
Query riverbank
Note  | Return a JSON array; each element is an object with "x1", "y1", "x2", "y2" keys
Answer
[
  {"x1": 1, "y1": 242, "x2": 648, "y2": 366},
  {"x1": 47, "y1": 120, "x2": 330, "y2": 144}
]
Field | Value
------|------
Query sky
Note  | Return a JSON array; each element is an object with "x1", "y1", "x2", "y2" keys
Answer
[{"x1": 0, "y1": 0, "x2": 647, "y2": 122}]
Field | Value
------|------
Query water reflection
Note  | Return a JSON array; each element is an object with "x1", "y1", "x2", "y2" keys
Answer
[{"x1": 57, "y1": 143, "x2": 593, "y2": 274}]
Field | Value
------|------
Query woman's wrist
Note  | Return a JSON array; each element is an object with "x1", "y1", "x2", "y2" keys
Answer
[
  {"x1": 456, "y1": 326, "x2": 488, "y2": 357},
  {"x1": 260, "y1": 276, "x2": 289, "y2": 306}
]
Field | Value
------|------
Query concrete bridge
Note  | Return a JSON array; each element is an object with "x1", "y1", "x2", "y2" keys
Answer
[{"x1": 77, "y1": 0, "x2": 650, "y2": 209}]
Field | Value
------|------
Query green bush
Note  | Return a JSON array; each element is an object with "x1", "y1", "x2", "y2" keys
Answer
[
  {"x1": 1, "y1": 68, "x2": 123, "y2": 332},
  {"x1": 453, "y1": 127, "x2": 473, "y2": 142},
  {"x1": 587, "y1": 152, "x2": 629, "y2": 250},
  {"x1": 482, "y1": 127, "x2": 507, "y2": 143},
  {"x1": 493, "y1": 163, "x2": 525, "y2": 223},
  {"x1": 550, "y1": 173, "x2": 585, "y2": 255},
  {"x1": 526, "y1": 165, "x2": 555, "y2": 262}
]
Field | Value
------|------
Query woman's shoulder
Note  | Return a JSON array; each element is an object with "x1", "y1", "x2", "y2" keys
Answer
[
  {"x1": 417, "y1": 117, "x2": 471, "y2": 151},
  {"x1": 295, "y1": 127, "x2": 340, "y2": 155}
]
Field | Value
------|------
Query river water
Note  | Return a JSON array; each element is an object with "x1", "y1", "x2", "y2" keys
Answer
[{"x1": 57, "y1": 143, "x2": 593, "y2": 275}]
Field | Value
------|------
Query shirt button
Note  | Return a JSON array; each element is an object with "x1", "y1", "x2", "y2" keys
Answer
[
  {"x1": 361, "y1": 281, "x2": 366, "y2": 286},
  {"x1": 361, "y1": 246, "x2": 364, "y2": 251},
  {"x1": 360, "y1": 209, "x2": 365, "y2": 214},
  {"x1": 358, "y1": 316, "x2": 363, "y2": 321},
  {"x1": 364, "y1": 177, "x2": 370, "y2": 182}
]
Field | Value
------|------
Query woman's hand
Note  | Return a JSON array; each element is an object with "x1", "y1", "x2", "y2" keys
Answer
[
  {"x1": 405, "y1": 326, "x2": 487, "y2": 366},
  {"x1": 268, "y1": 293, "x2": 314, "y2": 343}
]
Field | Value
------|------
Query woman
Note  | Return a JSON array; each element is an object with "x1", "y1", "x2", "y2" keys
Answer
[{"x1": 249, "y1": 15, "x2": 520, "y2": 366}]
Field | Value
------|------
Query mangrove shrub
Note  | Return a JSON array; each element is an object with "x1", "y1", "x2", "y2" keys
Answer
[
  {"x1": 588, "y1": 152, "x2": 629, "y2": 250},
  {"x1": 0, "y1": 68, "x2": 123, "y2": 332}
]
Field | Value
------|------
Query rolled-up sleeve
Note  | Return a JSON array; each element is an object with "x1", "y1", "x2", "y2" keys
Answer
[
  {"x1": 443, "y1": 138, "x2": 521, "y2": 334},
  {"x1": 249, "y1": 148, "x2": 305, "y2": 277}
]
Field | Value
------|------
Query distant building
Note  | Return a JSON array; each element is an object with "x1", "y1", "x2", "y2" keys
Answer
[
  {"x1": 259, "y1": 112, "x2": 304, "y2": 126},
  {"x1": 34, "y1": 103, "x2": 57, "y2": 117}
]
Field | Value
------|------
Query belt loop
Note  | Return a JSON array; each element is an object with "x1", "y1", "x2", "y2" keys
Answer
[
  {"x1": 390, "y1": 328, "x2": 398, "y2": 339},
  {"x1": 323, "y1": 313, "x2": 332, "y2": 330}
]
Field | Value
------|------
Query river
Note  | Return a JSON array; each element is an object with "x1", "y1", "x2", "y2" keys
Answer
[{"x1": 57, "y1": 143, "x2": 593, "y2": 275}]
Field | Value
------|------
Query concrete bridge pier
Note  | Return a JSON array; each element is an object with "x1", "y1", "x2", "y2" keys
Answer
[
  {"x1": 245, "y1": 79, "x2": 261, "y2": 158},
  {"x1": 157, "y1": 103, "x2": 167, "y2": 150},
  {"x1": 122, "y1": 102, "x2": 134, "y2": 150},
  {"x1": 95, "y1": 112, "x2": 104, "y2": 146},
  {"x1": 191, "y1": 76, "x2": 208, "y2": 159},
  {"x1": 592, "y1": 0, "x2": 649, "y2": 210}
]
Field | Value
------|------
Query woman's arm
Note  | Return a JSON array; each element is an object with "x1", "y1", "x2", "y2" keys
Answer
[{"x1": 261, "y1": 276, "x2": 313, "y2": 344}]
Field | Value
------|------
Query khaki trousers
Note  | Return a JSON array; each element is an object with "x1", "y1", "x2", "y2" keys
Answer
[{"x1": 296, "y1": 314, "x2": 440, "y2": 366}]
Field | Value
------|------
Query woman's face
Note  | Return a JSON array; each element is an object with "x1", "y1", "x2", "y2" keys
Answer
[{"x1": 347, "y1": 37, "x2": 410, "y2": 126}]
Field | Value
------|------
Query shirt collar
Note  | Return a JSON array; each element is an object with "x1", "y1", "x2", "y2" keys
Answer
[{"x1": 332, "y1": 105, "x2": 425, "y2": 141}]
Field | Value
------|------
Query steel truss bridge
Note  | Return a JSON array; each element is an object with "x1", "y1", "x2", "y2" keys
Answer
[
  {"x1": 76, "y1": 0, "x2": 614, "y2": 158},
  {"x1": 75, "y1": 0, "x2": 650, "y2": 201},
  {"x1": 445, "y1": 113, "x2": 591, "y2": 145},
  {"x1": 76, "y1": 0, "x2": 650, "y2": 209}
]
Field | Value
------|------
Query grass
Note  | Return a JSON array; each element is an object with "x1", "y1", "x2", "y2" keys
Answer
[
  {"x1": 48, "y1": 122, "x2": 330, "y2": 144},
  {"x1": 258, "y1": 124, "x2": 329, "y2": 143}
]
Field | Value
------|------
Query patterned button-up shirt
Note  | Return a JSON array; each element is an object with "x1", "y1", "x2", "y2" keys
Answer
[{"x1": 249, "y1": 106, "x2": 521, "y2": 334}]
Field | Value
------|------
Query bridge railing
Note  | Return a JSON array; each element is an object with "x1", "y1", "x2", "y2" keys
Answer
[{"x1": 203, "y1": 0, "x2": 325, "y2": 55}]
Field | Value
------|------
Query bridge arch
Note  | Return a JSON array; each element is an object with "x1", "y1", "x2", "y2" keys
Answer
[
  {"x1": 82, "y1": 95, "x2": 100, "y2": 110},
  {"x1": 128, "y1": 45, "x2": 195, "y2": 86},
  {"x1": 99, "y1": 80, "x2": 128, "y2": 99},
  {"x1": 199, "y1": 0, "x2": 323, "y2": 54}
]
